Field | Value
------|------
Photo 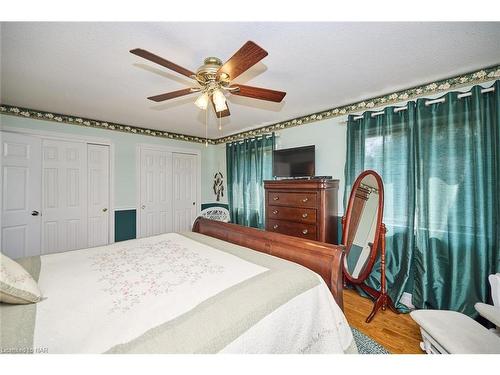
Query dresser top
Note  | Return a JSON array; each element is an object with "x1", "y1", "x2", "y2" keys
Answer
[{"x1": 264, "y1": 179, "x2": 339, "y2": 190}]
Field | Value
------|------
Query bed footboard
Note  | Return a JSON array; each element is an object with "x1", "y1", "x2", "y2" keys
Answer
[{"x1": 192, "y1": 217, "x2": 345, "y2": 310}]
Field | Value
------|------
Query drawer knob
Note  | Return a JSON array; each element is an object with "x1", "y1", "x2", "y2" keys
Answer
[
  {"x1": 302, "y1": 197, "x2": 309, "y2": 203},
  {"x1": 272, "y1": 210, "x2": 279, "y2": 215},
  {"x1": 273, "y1": 224, "x2": 279, "y2": 229},
  {"x1": 302, "y1": 213, "x2": 308, "y2": 218},
  {"x1": 302, "y1": 229, "x2": 308, "y2": 235},
  {"x1": 273, "y1": 196, "x2": 279, "y2": 201}
]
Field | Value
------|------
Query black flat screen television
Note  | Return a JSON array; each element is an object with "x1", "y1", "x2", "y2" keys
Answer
[{"x1": 273, "y1": 145, "x2": 315, "y2": 178}]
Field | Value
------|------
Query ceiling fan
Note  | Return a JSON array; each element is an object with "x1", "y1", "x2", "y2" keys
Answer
[{"x1": 130, "y1": 41, "x2": 286, "y2": 119}]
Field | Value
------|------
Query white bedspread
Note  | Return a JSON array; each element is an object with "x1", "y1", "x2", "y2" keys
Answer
[
  {"x1": 221, "y1": 283, "x2": 353, "y2": 353},
  {"x1": 34, "y1": 233, "x2": 267, "y2": 353},
  {"x1": 2, "y1": 232, "x2": 355, "y2": 354}
]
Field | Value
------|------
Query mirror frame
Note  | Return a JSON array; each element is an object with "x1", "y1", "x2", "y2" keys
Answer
[{"x1": 342, "y1": 169, "x2": 384, "y2": 284}]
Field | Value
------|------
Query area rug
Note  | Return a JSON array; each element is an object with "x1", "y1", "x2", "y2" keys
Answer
[{"x1": 351, "y1": 328, "x2": 390, "y2": 354}]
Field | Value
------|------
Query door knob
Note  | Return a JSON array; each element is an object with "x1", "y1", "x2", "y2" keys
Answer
[
  {"x1": 102, "y1": 208, "x2": 108, "y2": 212},
  {"x1": 31, "y1": 210, "x2": 40, "y2": 216},
  {"x1": 141, "y1": 205, "x2": 146, "y2": 209},
  {"x1": 192, "y1": 202, "x2": 196, "y2": 206}
]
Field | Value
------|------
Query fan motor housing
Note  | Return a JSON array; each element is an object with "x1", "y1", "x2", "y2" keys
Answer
[{"x1": 196, "y1": 57, "x2": 230, "y2": 85}]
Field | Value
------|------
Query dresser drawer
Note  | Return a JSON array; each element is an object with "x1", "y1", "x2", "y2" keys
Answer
[
  {"x1": 267, "y1": 191, "x2": 317, "y2": 208},
  {"x1": 266, "y1": 219, "x2": 317, "y2": 240},
  {"x1": 267, "y1": 205, "x2": 317, "y2": 224}
]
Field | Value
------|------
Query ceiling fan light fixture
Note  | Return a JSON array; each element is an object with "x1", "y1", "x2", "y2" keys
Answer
[
  {"x1": 214, "y1": 99, "x2": 228, "y2": 113},
  {"x1": 195, "y1": 92, "x2": 209, "y2": 110},
  {"x1": 213, "y1": 89, "x2": 227, "y2": 112},
  {"x1": 131, "y1": 41, "x2": 286, "y2": 122}
]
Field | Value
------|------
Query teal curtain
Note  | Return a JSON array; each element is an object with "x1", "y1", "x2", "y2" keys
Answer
[
  {"x1": 345, "y1": 105, "x2": 416, "y2": 311},
  {"x1": 413, "y1": 82, "x2": 500, "y2": 315},
  {"x1": 226, "y1": 134, "x2": 274, "y2": 228},
  {"x1": 345, "y1": 80, "x2": 500, "y2": 316}
]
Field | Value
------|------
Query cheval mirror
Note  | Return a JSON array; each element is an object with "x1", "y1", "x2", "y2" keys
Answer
[{"x1": 342, "y1": 170, "x2": 398, "y2": 323}]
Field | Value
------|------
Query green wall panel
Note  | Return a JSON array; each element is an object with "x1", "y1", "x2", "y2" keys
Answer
[{"x1": 115, "y1": 210, "x2": 136, "y2": 242}]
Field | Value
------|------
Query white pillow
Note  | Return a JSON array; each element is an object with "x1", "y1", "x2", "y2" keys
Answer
[{"x1": 0, "y1": 253, "x2": 42, "y2": 304}]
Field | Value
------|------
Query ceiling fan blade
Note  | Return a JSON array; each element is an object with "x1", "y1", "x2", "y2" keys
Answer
[
  {"x1": 130, "y1": 48, "x2": 195, "y2": 78},
  {"x1": 211, "y1": 97, "x2": 231, "y2": 118},
  {"x1": 230, "y1": 84, "x2": 286, "y2": 102},
  {"x1": 218, "y1": 41, "x2": 268, "y2": 80},
  {"x1": 147, "y1": 88, "x2": 195, "y2": 102}
]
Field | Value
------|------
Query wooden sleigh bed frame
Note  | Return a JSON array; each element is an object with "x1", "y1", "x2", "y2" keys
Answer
[{"x1": 192, "y1": 217, "x2": 345, "y2": 310}]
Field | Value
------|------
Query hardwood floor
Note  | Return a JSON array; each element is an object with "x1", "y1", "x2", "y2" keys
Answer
[{"x1": 343, "y1": 289, "x2": 423, "y2": 354}]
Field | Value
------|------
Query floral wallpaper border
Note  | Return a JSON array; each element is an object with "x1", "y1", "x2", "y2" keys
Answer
[
  {"x1": 214, "y1": 64, "x2": 500, "y2": 144},
  {"x1": 0, "y1": 105, "x2": 216, "y2": 145},
  {"x1": 1, "y1": 64, "x2": 499, "y2": 145}
]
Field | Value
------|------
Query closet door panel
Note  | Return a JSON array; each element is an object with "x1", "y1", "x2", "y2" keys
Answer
[
  {"x1": 172, "y1": 153, "x2": 198, "y2": 232},
  {"x1": 42, "y1": 139, "x2": 87, "y2": 254},
  {"x1": 1, "y1": 132, "x2": 42, "y2": 259},
  {"x1": 138, "y1": 148, "x2": 172, "y2": 238},
  {"x1": 87, "y1": 144, "x2": 110, "y2": 247}
]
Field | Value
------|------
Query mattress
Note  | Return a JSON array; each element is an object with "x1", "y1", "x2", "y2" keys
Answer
[{"x1": 0, "y1": 231, "x2": 355, "y2": 354}]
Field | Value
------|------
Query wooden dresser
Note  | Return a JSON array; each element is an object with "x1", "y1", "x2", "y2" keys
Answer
[{"x1": 264, "y1": 179, "x2": 339, "y2": 244}]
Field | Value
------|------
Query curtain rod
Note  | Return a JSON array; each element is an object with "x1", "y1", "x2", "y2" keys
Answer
[
  {"x1": 349, "y1": 86, "x2": 495, "y2": 121},
  {"x1": 227, "y1": 133, "x2": 275, "y2": 145}
]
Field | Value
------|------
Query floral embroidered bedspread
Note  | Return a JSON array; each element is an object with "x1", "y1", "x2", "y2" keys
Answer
[{"x1": 0, "y1": 232, "x2": 354, "y2": 354}]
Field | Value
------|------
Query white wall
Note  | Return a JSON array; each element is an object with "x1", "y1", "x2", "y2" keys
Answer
[{"x1": 200, "y1": 143, "x2": 228, "y2": 205}]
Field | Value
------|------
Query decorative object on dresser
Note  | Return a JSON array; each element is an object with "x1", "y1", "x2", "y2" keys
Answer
[
  {"x1": 192, "y1": 217, "x2": 345, "y2": 310},
  {"x1": 342, "y1": 170, "x2": 398, "y2": 323},
  {"x1": 264, "y1": 179, "x2": 339, "y2": 244}
]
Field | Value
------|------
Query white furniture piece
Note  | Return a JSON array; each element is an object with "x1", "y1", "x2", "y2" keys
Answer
[
  {"x1": 476, "y1": 273, "x2": 500, "y2": 337},
  {"x1": 489, "y1": 273, "x2": 500, "y2": 307},
  {"x1": 411, "y1": 273, "x2": 500, "y2": 354},
  {"x1": 199, "y1": 207, "x2": 230, "y2": 223}
]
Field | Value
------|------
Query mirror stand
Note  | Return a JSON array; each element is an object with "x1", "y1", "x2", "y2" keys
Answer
[
  {"x1": 341, "y1": 170, "x2": 400, "y2": 323},
  {"x1": 357, "y1": 224, "x2": 399, "y2": 323}
]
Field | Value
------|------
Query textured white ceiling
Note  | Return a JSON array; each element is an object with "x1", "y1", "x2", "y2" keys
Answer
[{"x1": 1, "y1": 22, "x2": 499, "y2": 138}]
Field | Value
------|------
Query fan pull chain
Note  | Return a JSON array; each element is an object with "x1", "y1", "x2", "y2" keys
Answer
[{"x1": 205, "y1": 106, "x2": 208, "y2": 147}]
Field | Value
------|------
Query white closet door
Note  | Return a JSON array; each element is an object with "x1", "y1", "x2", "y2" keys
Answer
[
  {"x1": 139, "y1": 148, "x2": 172, "y2": 238},
  {"x1": 1, "y1": 132, "x2": 42, "y2": 259},
  {"x1": 172, "y1": 153, "x2": 198, "y2": 232},
  {"x1": 42, "y1": 139, "x2": 87, "y2": 254},
  {"x1": 87, "y1": 144, "x2": 110, "y2": 247}
]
